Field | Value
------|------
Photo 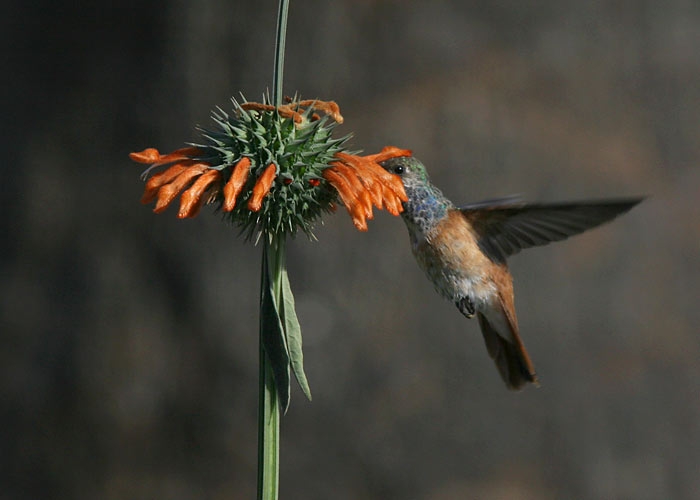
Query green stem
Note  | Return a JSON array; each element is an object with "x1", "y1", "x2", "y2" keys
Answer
[
  {"x1": 258, "y1": 237, "x2": 283, "y2": 500},
  {"x1": 272, "y1": 0, "x2": 290, "y2": 107}
]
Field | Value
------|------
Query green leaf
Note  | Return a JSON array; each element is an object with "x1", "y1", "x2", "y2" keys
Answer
[
  {"x1": 279, "y1": 268, "x2": 312, "y2": 401},
  {"x1": 261, "y1": 252, "x2": 291, "y2": 413}
]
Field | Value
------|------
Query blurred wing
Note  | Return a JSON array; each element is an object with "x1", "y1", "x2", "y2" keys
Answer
[
  {"x1": 460, "y1": 198, "x2": 643, "y2": 263},
  {"x1": 459, "y1": 195, "x2": 523, "y2": 210}
]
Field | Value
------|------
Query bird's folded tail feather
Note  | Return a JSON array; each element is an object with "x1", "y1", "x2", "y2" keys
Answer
[{"x1": 477, "y1": 309, "x2": 539, "y2": 390}]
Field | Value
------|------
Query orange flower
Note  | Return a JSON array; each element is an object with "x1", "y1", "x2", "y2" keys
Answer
[
  {"x1": 130, "y1": 99, "x2": 410, "y2": 234},
  {"x1": 131, "y1": 145, "x2": 410, "y2": 230}
]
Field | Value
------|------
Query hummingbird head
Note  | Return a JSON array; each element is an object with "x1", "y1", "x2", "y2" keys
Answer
[
  {"x1": 380, "y1": 156, "x2": 452, "y2": 232},
  {"x1": 380, "y1": 156, "x2": 430, "y2": 191}
]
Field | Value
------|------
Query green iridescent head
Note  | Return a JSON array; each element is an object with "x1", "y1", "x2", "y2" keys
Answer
[
  {"x1": 380, "y1": 156, "x2": 452, "y2": 232},
  {"x1": 380, "y1": 156, "x2": 430, "y2": 187}
]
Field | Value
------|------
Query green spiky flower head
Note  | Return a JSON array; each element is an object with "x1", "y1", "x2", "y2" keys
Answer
[
  {"x1": 194, "y1": 96, "x2": 351, "y2": 239},
  {"x1": 131, "y1": 98, "x2": 410, "y2": 237}
]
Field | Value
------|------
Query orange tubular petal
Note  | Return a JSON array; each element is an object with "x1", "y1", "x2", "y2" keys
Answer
[
  {"x1": 332, "y1": 163, "x2": 377, "y2": 199},
  {"x1": 331, "y1": 164, "x2": 374, "y2": 217},
  {"x1": 178, "y1": 169, "x2": 221, "y2": 218},
  {"x1": 359, "y1": 193, "x2": 374, "y2": 219},
  {"x1": 351, "y1": 210, "x2": 368, "y2": 231},
  {"x1": 277, "y1": 105, "x2": 304, "y2": 123},
  {"x1": 368, "y1": 181, "x2": 385, "y2": 210},
  {"x1": 247, "y1": 163, "x2": 277, "y2": 212},
  {"x1": 344, "y1": 194, "x2": 369, "y2": 230},
  {"x1": 155, "y1": 147, "x2": 203, "y2": 165},
  {"x1": 364, "y1": 145, "x2": 412, "y2": 163},
  {"x1": 381, "y1": 186, "x2": 404, "y2": 216},
  {"x1": 130, "y1": 148, "x2": 162, "y2": 164},
  {"x1": 323, "y1": 170, "x2": 359, "y2": 210},
  {"x1": 241, "y1": 103, "x2": 276, "y2": 113},
  {"x1": 154, "y1": 164, "x2": 207, "y2": 213},
  {"x1": 328, "y1": 164, "x2": 361, "y2": 195},
  {"x1": 357, "y1": 171, "x2": 384, "y2": 209},
  {"x1": 298, "y1": 100, "x2": 344, "y2": 123},
  {"x1": 178, "y1": 192, "x2": 206, "y2": 219},
  {"x1": 242, "y1": 102, "x2": 305, "y2": 123},
  {"x1": 324, "y1": 102, "x2": 343, "y2": 124},
  {"x1": 141, "y1": 163, "x2": 189, "y2": 204},
  {"x1": 322, "y1": 170, "x2": 368, "y2": 231},
  {"x1": 223, "y1": 157, "x2": 251, "y2": 211},
  {"x1": 290, "y1": 112, "x2": 304, "y2": 124}
]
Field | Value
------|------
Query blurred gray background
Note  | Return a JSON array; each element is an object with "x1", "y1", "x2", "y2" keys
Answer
[{"x1": 3, "y1": 1, "x2": 699, "y2": 499}]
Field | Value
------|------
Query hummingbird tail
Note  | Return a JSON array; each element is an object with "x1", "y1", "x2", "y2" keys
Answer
[{"x1": 477, "y1": 312, "x2": 539, "y2": 390}]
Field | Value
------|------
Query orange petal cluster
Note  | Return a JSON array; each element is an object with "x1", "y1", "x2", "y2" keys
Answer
[
  {"x1": 130, "y1": 148, "x2": 278, "y2": 218},
  {"x1": 241, "y1": 98, "x2": 343, "y2": 124},
  {"x1": 323, "y1": 146, "x2": 411, "y2": 231},
  {"x1": 131, "y1": 144, "x2": 411, "y2": 231},
  {"x1": 130, "y1": 147, "x2": 218, "y2": 218}
]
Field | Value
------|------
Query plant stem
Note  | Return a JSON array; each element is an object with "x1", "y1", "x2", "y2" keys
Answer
[
  {"x1": 272, "y1": 0, "x2": 290, "y2": 107},
  {"x1": 258, "y1": 237, "x2": 283, "y2": 500},
  {"x1": 259, "y1": 2, "x2": 290, "y2": 498}
]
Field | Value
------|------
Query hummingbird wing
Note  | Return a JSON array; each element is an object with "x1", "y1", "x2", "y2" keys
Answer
[
  {"x1": 458, "y1": 195, "x2": 524, "y2": 210},
  {"x1": 460, "y1": 198, "x2": 643, "y2": 264}
]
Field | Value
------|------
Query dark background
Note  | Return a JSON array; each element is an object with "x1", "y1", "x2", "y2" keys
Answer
[{"x1": 3, "y1": 1, "x2": 699, "y2": 499}]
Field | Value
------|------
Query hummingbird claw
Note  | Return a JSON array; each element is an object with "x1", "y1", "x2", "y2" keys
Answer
[{"x1": 456, "y1": 296, "x2": 476, "y2": 319}]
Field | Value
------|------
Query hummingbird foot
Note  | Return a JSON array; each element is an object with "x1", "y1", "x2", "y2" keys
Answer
[{"x1": 456, "y1": 296, "x2": 476, "y2": 319}]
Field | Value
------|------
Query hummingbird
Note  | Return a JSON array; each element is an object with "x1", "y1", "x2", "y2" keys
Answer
[{"x1": 380, "y1": 156, "x2": 642, "y2": 390}]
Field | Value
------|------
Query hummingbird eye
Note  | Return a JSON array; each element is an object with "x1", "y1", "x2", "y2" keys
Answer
[{"x1": 393, "y1": 165, "x2": 405, "y2": 175}]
